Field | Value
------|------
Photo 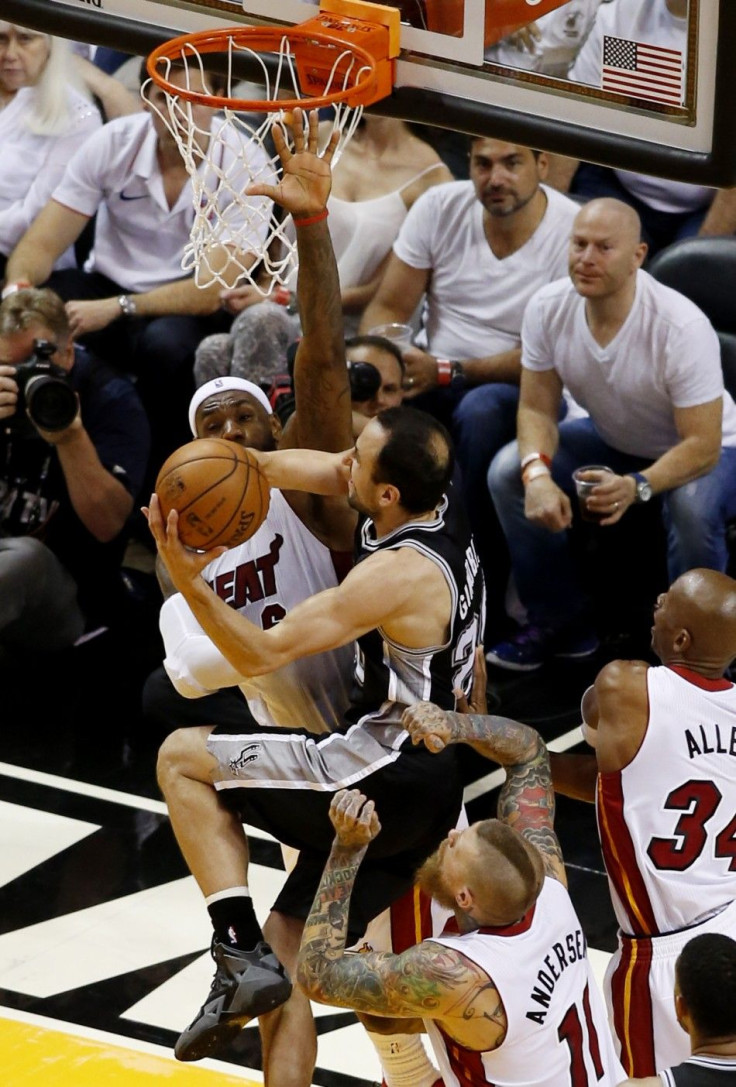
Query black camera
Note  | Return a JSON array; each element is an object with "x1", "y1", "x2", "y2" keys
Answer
[
  {"x1": 348, "y1": 360, "x2": 381, "y2": 403},
  {"x1": 11, "y1": 340, "x2": 77, "y2": 434}
]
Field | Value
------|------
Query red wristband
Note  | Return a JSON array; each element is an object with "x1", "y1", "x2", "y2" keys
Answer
[
  {"x1": 520, "y1": 451, "x2": 552, "y2": 472},
  {"x1": 292, "y1": 209, "x2": 329, "y2": 228},
  {"x1": 436, "y1": 358, "x2": 452, "y2": 386}
]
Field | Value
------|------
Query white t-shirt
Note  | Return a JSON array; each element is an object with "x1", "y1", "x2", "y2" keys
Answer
[
  {"x1": 485, "y1": 0, "x2": 602, "y2": 78},
  {"x1": 522, "y1": 270, "x2": 736, "y2": 458},
  {"x1": 568, "y1": 0, "x2": 712, "y2": 214},
  {"x1": 52, "y1": 111, "x2": 272, "y2": 292},
  {"x1": 393, "y1": 181, "x2": 580, "y2": 359},
  {"x1": 0, "y1": 85, "x2": 100, "y2": 260}
]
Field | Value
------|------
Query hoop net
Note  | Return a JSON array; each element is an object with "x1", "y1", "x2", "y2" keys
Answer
[{"x1": 143, "y1": 19, "x2": 394, "y2": 292}]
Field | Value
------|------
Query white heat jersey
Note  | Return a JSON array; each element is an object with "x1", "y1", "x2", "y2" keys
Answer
[
  {"x1": 160, "y1": 488, "x2": 353, "y2": 734},
  {"x1": 424, "y1": 878, "x2": 624, "y2": 1087},
  {"x1": 597, "y1": 665, "x2": 736, "y2": 937}
]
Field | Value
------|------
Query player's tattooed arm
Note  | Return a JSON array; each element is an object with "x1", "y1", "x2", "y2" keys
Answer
[
  {"x1": 296, "y1": 790, "x2": 507, "y2": 1042},
  {"x1": 403, "y1": 705, "x2": 565, "y2": 884}
]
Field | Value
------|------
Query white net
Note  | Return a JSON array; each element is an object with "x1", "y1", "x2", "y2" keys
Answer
[{"x1": 143, "y1": 32, "x2": 370, "y2": 292}]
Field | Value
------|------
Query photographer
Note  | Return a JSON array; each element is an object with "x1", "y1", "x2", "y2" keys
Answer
[{"x1": 0, "y1": 288, "x2": 149, "y2": 655}]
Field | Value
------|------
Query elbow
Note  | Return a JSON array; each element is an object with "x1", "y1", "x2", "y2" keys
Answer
[{"x1": 295, "y1": 959, "x2": 329, "y2": 1004}]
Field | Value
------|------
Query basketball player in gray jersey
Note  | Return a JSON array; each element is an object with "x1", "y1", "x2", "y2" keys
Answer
[{"x1": 150, "y1": 111, "x2": 467, "y2": 1087}]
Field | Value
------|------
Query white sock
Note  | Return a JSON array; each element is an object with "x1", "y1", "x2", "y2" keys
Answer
[
  {"x1": 367, "y1": 1032, "x2": 440, "y2": 1087},
  {"x1": 204, "y1": 885, "x2": 250, "y2": 905}
]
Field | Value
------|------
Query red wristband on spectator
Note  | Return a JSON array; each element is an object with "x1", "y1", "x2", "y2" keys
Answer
[
  {"x1": 292, "y1": 209, "x2": 329, "y2": 228},
  {"x1": 1, "y1": 280, "x2": 32, "y2": 301},
  {"x1": 520, "y1": 451, "x2": 552, "y2": 472},
  {"x1": 436, "y1": 358, "x2": 452, "y2": 386}
]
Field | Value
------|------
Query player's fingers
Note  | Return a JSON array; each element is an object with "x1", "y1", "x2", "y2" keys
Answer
[
  {"x1": 306, "y1": 108, "x2": 320, "y2": 153},
  {"x1": 321, "y1": 125, "x2": 341, "y2": 164},
  {"x1": 426, "y1": 733, "x2": 446, "y2": 753}
]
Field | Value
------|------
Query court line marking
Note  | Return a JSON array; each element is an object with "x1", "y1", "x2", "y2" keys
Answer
[
  {"x1": 0, "y1": 761, "x2": 276, "y2": 842},
  {"x1": 0, "y1": 1005, "x2": 264, "y2": 1082}
]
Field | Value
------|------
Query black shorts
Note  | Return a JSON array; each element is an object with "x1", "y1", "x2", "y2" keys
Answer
[{"x1": 211, "y1": 723, "x2": 463, "y2": 940}]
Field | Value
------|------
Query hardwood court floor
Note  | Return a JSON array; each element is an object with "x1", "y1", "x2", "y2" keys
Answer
[{"x1": 1, "y1": 613, "x2": 649, "y2": 1086}]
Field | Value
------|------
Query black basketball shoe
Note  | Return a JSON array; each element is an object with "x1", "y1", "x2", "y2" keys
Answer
[{"x1": 175, "y1": 938, "x2": 292, "y2": 1061}]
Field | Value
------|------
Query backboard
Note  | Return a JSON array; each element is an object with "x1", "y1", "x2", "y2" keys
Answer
[{"x1": 6, "y1": 0, "x2": 736, "y2": 184}]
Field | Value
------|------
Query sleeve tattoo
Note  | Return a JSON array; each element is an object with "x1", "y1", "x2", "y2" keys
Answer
[{"x1": 297, "y1": 845, "x2": 505, "y2": 1028}]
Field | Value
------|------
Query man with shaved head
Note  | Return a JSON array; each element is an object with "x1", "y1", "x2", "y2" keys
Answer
[
  {"x1": 296, "y1": 705, "x2": 625, "y2": 1086},
  {"x1": 486, "y1": 196, "x2": 736, "y2": 670},
  {"x1": 552, "y1": 567, "x2": 736, "y2": 1078}
]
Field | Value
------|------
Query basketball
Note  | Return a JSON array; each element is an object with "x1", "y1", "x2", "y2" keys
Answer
[{"x1": 155, "y1": 438, "x2": 270, "y2": 550}]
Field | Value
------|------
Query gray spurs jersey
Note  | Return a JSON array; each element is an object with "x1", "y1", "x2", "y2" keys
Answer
[{"x1": 347, "y1": 485, "x2": 486, "y2": 727}]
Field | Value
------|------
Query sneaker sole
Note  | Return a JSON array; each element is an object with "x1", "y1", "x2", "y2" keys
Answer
[
  {"x1": 175, "y1": 979, "x2": 292, "y2": 1062},
  {"x1": 485, "y1": 650, "x2": 543, "y2": 672},
  {"x1": 554, "y1": 646, "x2": 599, "y2": 660}
]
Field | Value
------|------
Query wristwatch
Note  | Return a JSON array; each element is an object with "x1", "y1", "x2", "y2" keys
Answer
[
  {"x1": 628, "y1": 472, "x2": 653, "y2": 503},
  {"x1": 449, "y1": 361, "x2": 466, "y2": 391},
  {"x1": 118, "y1": 294, "x2": 137, "y2": 318}
]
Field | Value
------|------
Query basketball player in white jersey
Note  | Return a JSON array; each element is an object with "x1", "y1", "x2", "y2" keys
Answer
[
  {"x1": 296, "y1": 703, "x2": 625, "y2": 1087},
  {"x1": 622, "y1": 934, "x2": 736, "y2": 1087},
  {"x1": 551, "y1": 568, "x2": 736, "y2": 1079}
]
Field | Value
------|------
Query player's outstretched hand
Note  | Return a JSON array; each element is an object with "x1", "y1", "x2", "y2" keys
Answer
[
  {"x1": 329, "y1": 789, "x2": 381, "y2": 849},
  {"x1": 402, "y1": 701, "x2": 457, "y2": 753},
  {"x1": 245, "y1": 107, "x2": 337, "y2": 221},
  {"x1": 144, "y1": 493, "x2": 224, "y2": 593}
]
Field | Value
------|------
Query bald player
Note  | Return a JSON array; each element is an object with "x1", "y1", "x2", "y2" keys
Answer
[
  {"x1": 551, "y1": 569, "x2": 736, "y2": 1078},
  {"x1": 296, "y1": 708, "x2": 625, "y2": 1087},
  {"x1": 486, "y1": 197, "x2": 736, "y2": 671}
]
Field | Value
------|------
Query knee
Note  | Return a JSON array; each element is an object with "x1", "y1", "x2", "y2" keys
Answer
[
  {"x1": 488, "y1": 440, "x2": 521, "y2": 502},
  {"x1": 0, "y1": 535, "x2": 53, "y2": 576},
  {"x1": 453, "y1": 385, "x2": 517, "y2": 432},
  {"x1": 156, "y1": 727, "x2": 204, "y2": 793}
]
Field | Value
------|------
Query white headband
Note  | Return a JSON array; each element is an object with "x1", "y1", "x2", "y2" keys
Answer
[{"x1": 188, "y1": 377, "x2": 273, "y2": 436}]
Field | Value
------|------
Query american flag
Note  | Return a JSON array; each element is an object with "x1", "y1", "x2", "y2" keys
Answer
[{"x1": 601, "y1": 35, "x2": 683, "y2": 106}]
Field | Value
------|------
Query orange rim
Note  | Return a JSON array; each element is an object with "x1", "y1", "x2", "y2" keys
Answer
[{"x1": 146, "y1": 25, "x2": 379, "y2": 111}]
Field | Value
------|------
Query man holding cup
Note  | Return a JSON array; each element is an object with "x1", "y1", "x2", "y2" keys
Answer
[{"x1": 486, "y1": 197, "x2": 736, "y2": 671}]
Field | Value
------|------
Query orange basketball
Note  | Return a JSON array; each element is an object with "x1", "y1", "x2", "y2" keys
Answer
[{"x1": 155, "y1": 438, "x2": 270, "y2": 550}]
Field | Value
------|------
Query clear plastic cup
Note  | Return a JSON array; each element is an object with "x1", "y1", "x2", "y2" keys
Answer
[
  {"x1": 366, "y1": 323, "x2": 414, "y2": 351},
  {"x1": 572, "y1": 465, "x2": 614, "y2": 523}
]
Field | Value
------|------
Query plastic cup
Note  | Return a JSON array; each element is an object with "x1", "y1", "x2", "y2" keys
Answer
[
  {"x1": 366, "y1": 323, "x2": 414, "y2": 351},
  {"x1": 572, "y1": 465, "x2": 614, "y2": 523}
]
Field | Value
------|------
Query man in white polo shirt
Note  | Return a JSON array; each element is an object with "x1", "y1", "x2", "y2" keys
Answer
[
  {"x1": 360, "y1": 138, "x2": 580, "y2": 633},
  {"x1": 3, "y1": 63, "x2": 272, "y2": 469},
  {"x1": 486, "y1": 197, "x2": 736, "y2": 671}
]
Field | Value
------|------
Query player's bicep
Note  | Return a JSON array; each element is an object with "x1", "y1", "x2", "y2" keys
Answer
[
  {"x1": 303, "y1": 943, "x2": 501, "y2": 1025},
  {"x1": 497, "y1": 737, "x2": 567, "y2": 885}
]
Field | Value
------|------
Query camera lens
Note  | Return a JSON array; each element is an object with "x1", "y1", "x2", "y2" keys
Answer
[
  {"x1": 348, "y1": 361, "x2": 381, "y2": 403},
  {"x1": 25, "y1": 375, "x2": 78, "y2": 432}
]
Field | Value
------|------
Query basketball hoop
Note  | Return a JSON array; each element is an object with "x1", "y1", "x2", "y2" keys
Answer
[{"x1": 143, "y1": 5, "x2": 399, "y2": 292}]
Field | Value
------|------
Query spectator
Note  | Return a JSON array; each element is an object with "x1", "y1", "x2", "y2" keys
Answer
[
  {"x1": 0, "y1": 23, "x2": 100, "y2": 278},
  {"x1": 295, "y1": 709, "x2": 625, "y2": 1087},
  {"x1": 551, "y1": 569, "x2": 736, "y2": 1078},
  {"x1": 360, "y1": 137, "x2": 580, "y2": 629},
  {"x1": 559, "y1": 0, "x2": 714, "y2": 257},
  {"x1": 622, "y1": 933, "x2": 736, "y2": 1086},
  {"x1": 3, "y1": 62, "x2": 272, "y2": 470},
  {"x1": 0, "y1": 287, "x2": 149, "y2": 654},
  {"x1": 485, "y1": 0, "x2": 602, "y2": 78},
  {"x1": 486, "y1": 197, "x2": 736, "y2": 670},
  {"x1": 346, "y1": 334, "x2": 406, "y2": 433}
]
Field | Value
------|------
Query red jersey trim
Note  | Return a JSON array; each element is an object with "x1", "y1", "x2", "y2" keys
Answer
[
  {"x1": 667, "y1": 664, "x2": 733, "y2": 692},
  {"x1": 597, "y1": 773, "x2": 658, "y2": 937},
  {"x1": 441, "y1": 904, "x2": 537, "y2": 939},
  {"x1": 437, "y1": 1023, "x2": 496, "y2": 1086}
]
